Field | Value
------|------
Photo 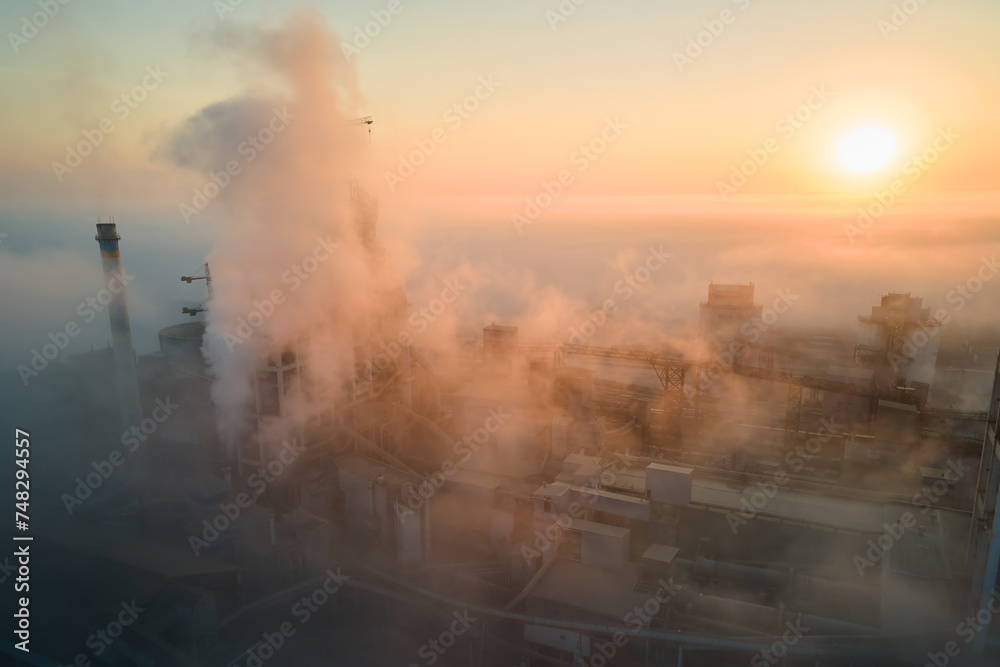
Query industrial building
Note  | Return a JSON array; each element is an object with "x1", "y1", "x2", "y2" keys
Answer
[
  {"x1": 6, "y1": 219, "x2": 1000, "y2": 667},
  {"x1": 855, "y1": 292, "x2": 943, "y2": 405},
  {"x1": 968, "y1": 355, "x2": 1000, "y2": 656},
  {"x1": 698, "y1": 282, "x2": 763, "y2": 350}
]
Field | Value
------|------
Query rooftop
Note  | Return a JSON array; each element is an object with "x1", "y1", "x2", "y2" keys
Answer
[{"x1": 529, "y1": 558, "x2": 650, "y2": 621}]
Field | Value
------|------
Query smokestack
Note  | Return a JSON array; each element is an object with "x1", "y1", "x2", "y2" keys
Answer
[{"x1": 95, "y1": 220, "x2": 143, "y2": 432}]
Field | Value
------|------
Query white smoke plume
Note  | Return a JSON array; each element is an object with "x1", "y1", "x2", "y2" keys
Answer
[{"x1": 162, "y1": 11, "x2": 400, "y2": 452}]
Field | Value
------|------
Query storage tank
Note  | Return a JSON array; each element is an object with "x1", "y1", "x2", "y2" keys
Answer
[{"x1": 158, "y1": 321, "x2": 207, "y2": 374}]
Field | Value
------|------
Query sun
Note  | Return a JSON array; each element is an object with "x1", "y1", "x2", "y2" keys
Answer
[{"x1": 837, "y1": 125, "x2": 897, "y2": 173}]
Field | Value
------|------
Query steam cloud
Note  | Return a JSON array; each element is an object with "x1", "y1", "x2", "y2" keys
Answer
[{"x1": 163, "y1": 11, "x2": 396, "y2": 452}]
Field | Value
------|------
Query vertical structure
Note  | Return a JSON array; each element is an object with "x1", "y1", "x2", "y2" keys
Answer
[
  {"x1": 652, "y1": 362, "x2": 685, "y2": 448},
  {"x1": 95, "y1": 221, "x2": 143, "y2": 432},
  {"x1": 246, "y1": 346, "x2": 308, "y2": 474},
  {"x1": 351, "y1": 177, "x2": 379, "y2": 249},
  {"x1": 968, "y1": 352, "x2": 1000, "y2": 657},
  {"x1": 855, "y1": 292, "x2": 942, "y2": 403},
  {"x1": 237, "y1": 171, "x2": 410, "y2": 474},
  {"x1": 698, "y1": 283, "x2": 763, "y2": 356},
  {"x1": 785, "y1": 384, "x2": 803, "y2": 444},
  {"x1": 484, "y1": 324, "x2": 518, "y2": 375},
  {"x1": 645, "y1": 463, "x2": 692, "y2": 548}
]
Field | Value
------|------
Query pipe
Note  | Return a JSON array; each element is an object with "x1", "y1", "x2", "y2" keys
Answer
[
  {"x1": 677, "y1": 557, "x2": 877, "y2": 608},
  {"x1": 335, "y1": 556, "x2": 923, "y2": 663},
  {"x1": 310, "y1": 424, "x2": 420, "y2": 478},
  {"x1": 400, "y1": 343, "x2": 413, "y2": 410},
  {"x1": 673, "y1": 590, "x2": 878, "y2": 636},
  {"x1": 95, "y1": 222, "x2": 143, "y2": 433},
  {"x1": 504, "y1": 555, "x2": 553, "y2": 610},
  {"x1": 605, "y1": 417, "x2": 638, "y2": 437},
  {"x1": 390, "y1": 402, "x2": 454, "y2": 449},
  {"x1": 331, "y1": 426, "x2": 420, "y2": 477}
]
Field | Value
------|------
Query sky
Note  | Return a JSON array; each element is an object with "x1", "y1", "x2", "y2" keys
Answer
[
  {"x1": 2, "y1": 0, "x2": 998, "y2": 206},
  {"x1": 0, "y1": 0, "x2": 998, "y2": 376}
]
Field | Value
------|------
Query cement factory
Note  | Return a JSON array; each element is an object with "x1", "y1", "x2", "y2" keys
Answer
[{"x1": 8, "y1": 210, "x2": 1000, "y2": 667}]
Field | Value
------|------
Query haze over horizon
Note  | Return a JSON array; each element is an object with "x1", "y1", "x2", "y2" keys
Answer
[{"x1": 1, "y1": 0, "x2": 998, "y2": 375}]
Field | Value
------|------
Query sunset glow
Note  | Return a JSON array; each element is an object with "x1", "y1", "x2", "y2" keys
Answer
[{"x1": 837, "y1": 125, "x2": 898, "y2": 174}]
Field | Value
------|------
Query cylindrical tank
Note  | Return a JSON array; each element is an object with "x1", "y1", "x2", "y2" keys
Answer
[{"x1": 159, "y1": 321, "x2": 208, "y2": 374}]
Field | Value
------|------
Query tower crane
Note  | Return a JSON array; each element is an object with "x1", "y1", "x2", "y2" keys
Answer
[
  {"x1": 352, "y1": 116, "x2": 373, "y2": 144},
  {"x1": 180, "y1": 263, "x2": 213, "y2": 316}
]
